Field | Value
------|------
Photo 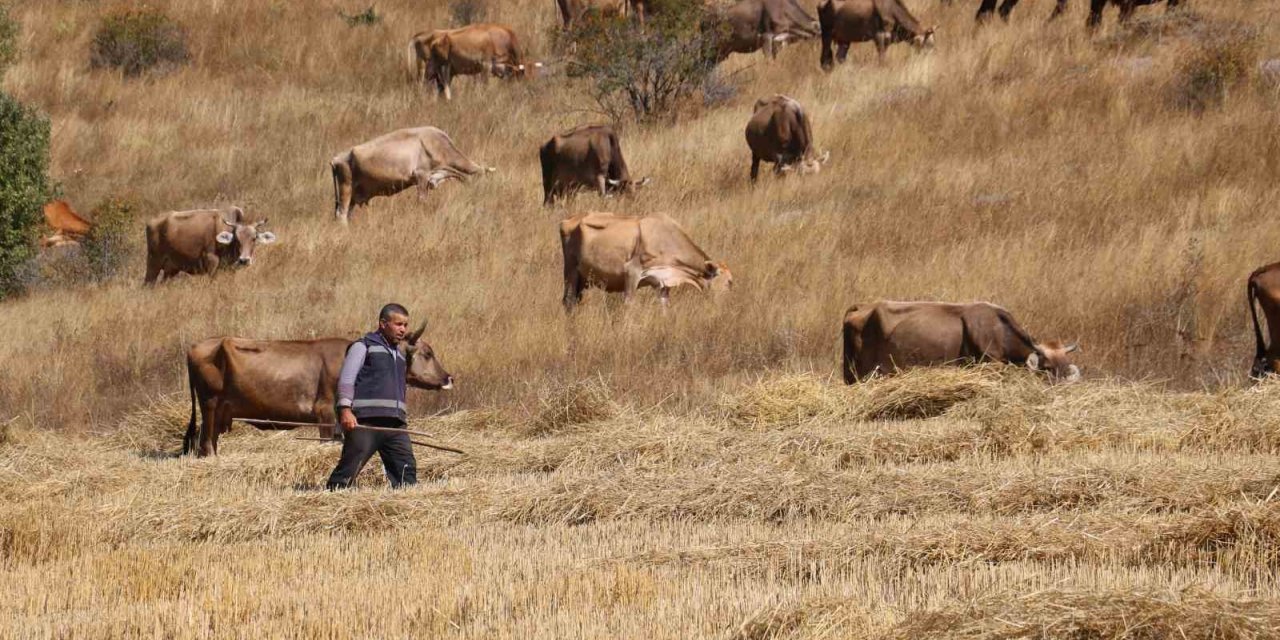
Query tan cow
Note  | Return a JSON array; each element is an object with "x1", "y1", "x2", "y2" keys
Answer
[
  {"x1": 555, "y1": 0, "x2": 628, "y2": 27},
  {"x1": 706, "y1": 0, "x2": 820, "y2": 60},
  {"x1": 183, "y1": 326, "x2": 453, "y2": 456},
  {"x1": 1247, "y1": 262, "x2": 1280, "y2": 379},
  {"x1": 42, "y1": 200, "x2": 93, "y2": 249},
  {"x1": 745, "y1": 95, "x2": 829, "y2": 181},
  {"x1": 818, "y1": 0, "x2": 935, "y2": 69},
  {"x1": 331, "y1": 126, "x2": 493, "y2": 222},
  {"x1": 540, "y1": 125, "x2": 650, "y2": 206},
  {"x1": 408, "y1": 23, "x2": 537, "y2": 100},
  {"x1": 144, "y1": 207, "x2": 276, "y2": 285},
  {"x1": 842, "y1": 301, "x2": 1080, "y2": 383},
  {"x1": 559, "y1": 212, "x2": 732, "y2": 310}
]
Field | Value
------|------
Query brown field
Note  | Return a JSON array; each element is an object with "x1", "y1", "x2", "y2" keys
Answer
[{"x1": 3, "y1": 0, "x2": 1280, "y2": 637}]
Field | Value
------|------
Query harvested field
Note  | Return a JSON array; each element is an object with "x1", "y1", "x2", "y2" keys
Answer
[{"x1": 4, "y1": 0, "x2": 1280, "y2": 636}]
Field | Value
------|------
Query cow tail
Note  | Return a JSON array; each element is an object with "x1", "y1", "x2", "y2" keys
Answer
[
  {"x1": 1250, "y1": 276, "x2": 1266, "y2": 361},
  {"x1": 539, "y1": 139, "x2": 556, "y2": 205},
  {"x1": 182, "y1": 359, "x2": 198, "y2": 455},
  {"x1": 330, "y1": 159, "x2": 341, "y2": 218}
]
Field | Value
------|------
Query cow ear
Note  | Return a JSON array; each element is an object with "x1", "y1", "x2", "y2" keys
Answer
[
  {"x1": 228, "y1": 206, "x2": 244, "y2": 223},
  {"x1": 1065, "y1": 343, "x2": 1080, "y2": 354},
  {"x1": 1025, "y1": 352, "x2": 1041, "y2": 371},
  {"x1": 216, "y1": 231, "x2": 235, "y2": 245},
  {"x1": 257, "y1": 231, "x2": 277, "y2": 244}
]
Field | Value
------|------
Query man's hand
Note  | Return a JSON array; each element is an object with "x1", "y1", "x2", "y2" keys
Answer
[{"x1": 339, "y1": 408, "x2": 358, "y2": 433}]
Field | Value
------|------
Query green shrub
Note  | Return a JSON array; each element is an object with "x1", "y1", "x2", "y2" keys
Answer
[
  {"x1": 557, "y1": 2, "x2": 722, "y2": 123},
  {"x1": 0, "y1": 92, "x2": 51, "y2": 298},
  {"x1": 450, "y1": 0, "x2": 487, "y2": 26},
  {"x1": 90, "y1": 8, "x2": 189, "y2": 77}
]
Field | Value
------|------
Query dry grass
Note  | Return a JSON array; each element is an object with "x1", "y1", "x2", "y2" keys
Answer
[{"x1": 3, "y1": 0, "x2": 1280, "y2": 636}]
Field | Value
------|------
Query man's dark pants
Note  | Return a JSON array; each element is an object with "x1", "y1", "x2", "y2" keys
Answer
[{"x1": 326, "y1": 416, "x2": 417, "y2": 490}]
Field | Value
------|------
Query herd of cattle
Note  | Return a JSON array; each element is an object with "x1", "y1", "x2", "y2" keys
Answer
[{"x1": 33, "y1": 0, "x2": 1225, "y2": 457}]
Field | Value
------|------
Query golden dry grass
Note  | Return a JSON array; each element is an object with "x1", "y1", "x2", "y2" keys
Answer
[{"x1": 4, "y1": 0, "x2": 1280, "y2": 637}]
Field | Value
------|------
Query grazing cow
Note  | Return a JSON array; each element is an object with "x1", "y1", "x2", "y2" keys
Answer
[
  {"x1": 745, "y1": 95, "x2": 830, "y2": 181},
  {"x1": 818, "y1": 0, "x2": 935, "y2": 69},
  {"x1": 559, "y1": 212, "x2": 732, "y2": 310},
  {"x1": 183, "y1": 325, "x2": 453, "y2": 457},
  {"x1": 408, "y1": 24, "x2": 538, "y2": 100},
  {"x1": 144, "y1": 207, "x2": 276, "y2": 285},
  {"x1": 331, "y1": 127, "x2": 493, "y2": 222},
  {"x1": 42, "y1": 200, "x2": 92, "y2": 249},
  {"x1": 842, "y1": 301, "x2": 1080, "y2": 383},
  {"x1": 540, "y1": 125, "x2": 650, "y2": 206},
  {"x1": 703, "y1": 0, "x2": 820, "y2": 60},
  {"x1": 972, "y1": 0, "x2": 1177, "y2": 25},
  {"x1": 1247, "y1": 263, "x2": 1280, "y2": 379},
  {"x1": 555, "y1": 0, "x2": 628, "y2": 27}
]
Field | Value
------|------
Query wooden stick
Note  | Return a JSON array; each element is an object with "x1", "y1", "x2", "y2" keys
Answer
[
  {"x1": 293, "y1": 436, "x2": 465, "y2": 455},
  {"x1": 237, "y1": 418, "x2": 436, "y2": 439}
]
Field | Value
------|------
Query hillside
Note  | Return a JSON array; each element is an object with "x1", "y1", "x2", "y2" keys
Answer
[{"x1": 3, "y1": 0, "x2": 1280, "y2": 637}]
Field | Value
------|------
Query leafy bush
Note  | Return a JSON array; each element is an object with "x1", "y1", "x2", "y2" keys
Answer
[
  {"x1": 557, "y1": 2, "x2": 722, "y2": 123},
  {"x1": 0, "y1": 92, "x2": 51, "y2": 298},
  {"x1": 0, "y1": 3, "x2": 18, "y2": 77},
  {"x1": 81, "y1": 198, "x2": 136, "y2": 282},
  {"x1": 450, "y1": 0, "x2": 488, "y2": 26},
  {"x1": 338, "y1": 5, "x2": 382, "y2": 27},
  {"x1": 90, "y1": 8, "x2": 189, "y2": 76},
  {"x1": 1171, "y1": 23, "x2": 1259, "y2": 112}
]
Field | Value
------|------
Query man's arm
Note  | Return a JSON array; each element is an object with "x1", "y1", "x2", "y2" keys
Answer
[{"x1": 336, "y1": 342, "x2": 367, "y2": 431}]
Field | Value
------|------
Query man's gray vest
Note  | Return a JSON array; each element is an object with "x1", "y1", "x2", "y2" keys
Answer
[{"x1": 350, "y1": 332, "x2": 408, "y2": 423}]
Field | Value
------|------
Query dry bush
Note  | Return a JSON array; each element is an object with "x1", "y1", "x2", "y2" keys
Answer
[
  {"x1": 449, "y1": 0, "x2": 488, "y2": 26},
  {"x1": 1171, "y1": 22, "x2": 1260, "y2": 111},
  {"x1": 89, "y1": 8, "x2": 189, "y2": 77}
]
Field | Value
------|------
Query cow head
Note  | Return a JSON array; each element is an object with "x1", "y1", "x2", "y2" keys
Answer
[
  {"x1": 402, "y1": 321, "x2": 454, "y2": 391},
  {"x1": 606, "y1": 176, "x2": 653, "y2": 196},
  {"x1": 912, "y1": 26, "x2": 938, "y2": 51},
  {"x1": 703, "y1": 261, "x2": 733, "y2": 292},
  {"x1": 1026, "y1": 341, "x2": 1081, "y2": 383},
  {"x1": 780, "y1": 151, "x2": 830, "y2": 176},
  {"x1": 215, "y1": 214, "x2": 277, "y2": 266}
]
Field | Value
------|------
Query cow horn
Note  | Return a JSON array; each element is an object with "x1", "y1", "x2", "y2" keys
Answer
[
  {"x1": 256, "y1": 218, "x2": 269, "y2": 228},
  {"x1": 407, "y1": 321, "x2": 427, "y2": 344},
  {"x1": 1065, "y1": 343, "x2": 1080, "y2": 354}
]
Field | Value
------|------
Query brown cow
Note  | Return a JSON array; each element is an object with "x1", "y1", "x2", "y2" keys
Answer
[
  {"x1": 408, "y1": 24, "x2": 537, "y2": 100},
  {"x1": 706, "y1": 0, "x2": 821, "y2": 60},
  {"x1": 144, "y1": 207, "x2": 276, "y2": 285},
  {"x1": 556, "y1": 0, "x2": 628, "y2": 27},
  {"x1": 818, "y1": 0, "x2": 935, "y2": 69},
  {"x1": 745, "y1": 95, "x2": 829, "y2": 181},
  {"x1": 1247, "y1": 263, "x2": 1280, "y2": 379},
  {"x1": 331, "y1": 126, "x2": 493, "y2": 222},
  {"x1": 43, "y1": 200, "x2": 93, "y2": 236},
  {"x1": 559, "y1": 212, "x2": 732, "y2": 310},
  {"x1": 841, "y1": 301, "x2": 1080, "y2": 383},
  {"x1": 540, "y1": 125, "x2": 650, "y2": 206},
  {"x1": 183, "y1": 325, "x2": 453, "y2": 457}
]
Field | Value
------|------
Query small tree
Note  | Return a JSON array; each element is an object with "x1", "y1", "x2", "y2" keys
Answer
[
  {"x1": 450, "y1": 0, "x2": 488, "y2": 26},
  {"x1": 0, "y1": 3, "x2": 17, "y2": 76},
  {"x1": 558, "y1": 2, "x2": 722, "y2": 123},
  {"x1": 0, "y1": 93, "x2": 51, "y2": 298},
  {"x1": 90, "y1": 8, "x2": 189, "y2": 76}
]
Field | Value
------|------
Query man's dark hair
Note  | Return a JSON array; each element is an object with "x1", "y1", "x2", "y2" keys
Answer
[{"x1": 379, "y1": 303, "x2": 409, "y2": 321}]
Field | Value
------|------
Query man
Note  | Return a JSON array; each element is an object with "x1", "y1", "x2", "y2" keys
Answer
[{"x1": 326, "y1": 303, "x2": 418, "y2": 490}]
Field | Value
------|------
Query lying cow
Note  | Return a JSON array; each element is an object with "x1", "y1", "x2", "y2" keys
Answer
[
  {"x1": 818, "y1": 0, "x2": 935, "y2": 69},
  {"x1": 540, "y1": 125, "x2": 650, "y2": 206},
  {"x1": 408, "y1": 23, "x2": 538, "y2": 100},
  {"x1": 1247, "y1": 262, "x2": 1280, "y2": 379},
  {"x1": 707, "y1": 0, "x2": 821, "y2": 60},
  {"x1": 331, "y1": 126, "x2": 493, "y2": 222},
  {"x1": 144, "y1": 207, "x2": 276, "y2": 285},
  {"x1": 746, "y1": 95, "x2": 830, "y2": 181},
  {"x1": 559, "y1": 212, "x2": 732, "y2": 310},
  {"x1": 183, "y1": 324, "x2": 453, "y2": 456},
  {"x1": 42, "y1": 200, "x2": 93, "y2": 245},
  {"x1": 841, "y1": 301, "x2": 1080, "y2": 383}
]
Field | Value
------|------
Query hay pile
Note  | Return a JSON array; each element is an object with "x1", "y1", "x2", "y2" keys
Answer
[
  {"x1": 885, "y1": 588, "x2": 1280, "y2": 639},
  {"x1": 523, "y1": 377, "x2": 620, "y2": 437}
]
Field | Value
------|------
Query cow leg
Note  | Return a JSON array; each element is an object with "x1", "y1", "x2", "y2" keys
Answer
[
  {"x1": 1049, "y1": 0, "x2": 1069, "y2": 20},
  {"x1": 659, "y1": 287, "x2": 671, "y2": 308},
  {"x1": 998, "y1": 0, "x2": 1019, "y2": 21},
  {"x1": 201, "y1": 253, "x2": 221, "y2": 277},
  {"x1": 197, "y1": 399, "x2": 218, "y2": 457},
  {"x1": 836, "y1": 44, "x2": 850, "y2": 65},
  {"x1": 820, "y1": 27, "x2": 835, "y2": 71},
  {"x1": 414, "y1": 171, "x2": 434, "y2": 201},
  {"x1": 976, "y1": 0, "x2": 998, "y2": 22},
  {"x1": 596, "y1": 173, "x2": 609, "y2": 199},
  {"x1": 1117, "y1": 0, "x2": 1136, "y2": 22},
  {"x1": 144, "y1": 257, "x2": 161, "y2": 285},
  {"x1": 332, "y1": 160, "x2": 354, "y2": 223},
  {"x1": 1087, "y1": 0, "x2": 1106, "y2": 27},
  {"x1": 750, "y1": 155, "x2": 761, "y2": 182},
  {"x1": 874, "y1": 32, "x2": 891, "y2": 64}
]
